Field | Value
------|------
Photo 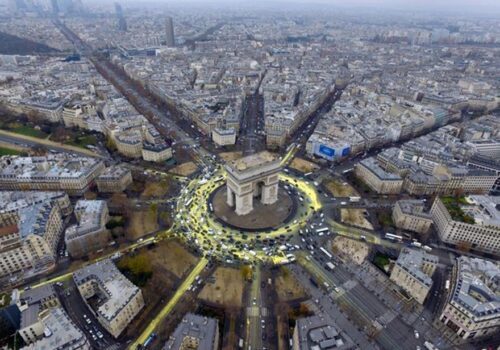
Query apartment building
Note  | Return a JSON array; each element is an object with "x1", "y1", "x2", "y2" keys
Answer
[
  {"x1": 439, "y1": 257, "x2": 500, "y2": 342},
  {"x1": 0, "y1": 191, "x2": 71, "y2": 226},
  {"x1": 430, "y1": 196, "x2": 500, "y2": 255},
  {"x1": 142, "y1": 142, "x2": 172, "y2": 162},
  {"x1": 0, "y1": 201, "x2": 64, "y2": 278},
  {"x1": 95, "y1": 166, "x2": 133, "y2": 193},
  {"x1": 163, "y1": 313, "x2": 219, "y2": 350},
  {"x1": 354, "y1": 158, "x2": 403, "y2": 194},
  {"x1": 212, "y1": 127, "x2": 236, "y2": 146},
  {"x1": 73, "y1": 259, "x2": 145, "y2": 338},
  {"x1": 20, "y1": 308, "x2": 90, "y2": 350},
  {"x1": 0, "y1": 156, "x2": 105, "y2": 196},
  {"x1": 65, "y1": 200, "x2": 110, "y2": 258},
  {"x1": 390, "y1": 248, "x2": 438, "y2": 304},
  {"x1": 392, "y1": 200, "x2": 433, "y2": 234}
]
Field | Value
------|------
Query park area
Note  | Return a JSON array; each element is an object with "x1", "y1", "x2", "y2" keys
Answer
[
  {"x1": 340, "y1": 208, "x2": 373, "y2": 230},
  {"x1": 198, "y1": 267, "x2": 244, "y2": 308},
  {"x1": 289, "y1": 157, "x2": 320, "y2": 173},
  {"x1": 170, "y1": 161, "x2": 198, "y2": 176},
  {"x1": 275, "y1": 267, "x2": 307, "y2": 302},
  {"x1": 119, "y1": 240, "x2": 198, "y2": 339},
  {"x1": 331, "y1": 236, "x2": 370, "y2": 265},
  {"x1": 140, "y1": 180, "x2": 170, "y2": 199},
  {"x1": 323, "y1": 178, "x2": 359, "y2": 197},
  {"x1": 218, "y1": 151, "x2": 242, "y2": 162},
  {"x1": 125, "y1": 208, "x2": 158, "y2": 240}
]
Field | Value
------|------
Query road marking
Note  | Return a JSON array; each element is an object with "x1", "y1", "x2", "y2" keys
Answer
[{"x1": 129, "y1": 257, "x2": 208, "y2": 349}]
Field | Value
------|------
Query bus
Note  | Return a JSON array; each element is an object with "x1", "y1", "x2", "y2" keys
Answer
[
  {"x1": 384, "y1": 233, "x2": 403, "y2": 242},
  {"x1": 304, "y1": 172, "x2": 313, "y2": 177},
  {"x1": 320, "y1": 247, "x2": 333, "y2": 259},
  {"x1": 316, "y1": 227, "x2": 329, "y2": 234},
  {"x1": 185, "y1": 198, "x2": 193, "y2": 207},
  {"x1": 349, "y1": 196, "x2": 361, "y2": 202},
  {"x1": 342, "y1": 168, "x2": 353, "y2": 174},
  {"x1": 143, "y1": 333, "x2": 157, "y2": 348},
  {"x1": 423, "y1": 245, "x2": 433, "y2": 252},
  {"x1": 214, "y1": 176, "x2": 224, "y2": 182}
]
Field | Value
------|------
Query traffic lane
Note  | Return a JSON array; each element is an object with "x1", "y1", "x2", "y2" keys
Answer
[
  {"x1": 304, "y1": 256, "x2": 421, "y2": 349},
  {"x1": 288, "y1": 264, "x2": 378, "y2": 350},
  {"x1": 55, "y1": 282, "x2": 115, "y2": 349}
]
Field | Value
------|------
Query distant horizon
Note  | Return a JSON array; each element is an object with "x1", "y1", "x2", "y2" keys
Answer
[{"x1": 80, "y1": 0, "x2": 500, "y2": 17}]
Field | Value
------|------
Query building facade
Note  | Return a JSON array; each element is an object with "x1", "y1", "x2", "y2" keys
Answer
[
  {"x1": 95, "y1": 166, "x2": 133, "y2": 193},
  {"x1": 392, "y1": 200, "x2": 433, "y2": 234},
  {"x1": 390, "y1": 248, "x2": 438, "y2": 304},
  {"x1": 430, "y1": 196, "x2": 500, "y2": 255},
  {"x1": 73, "y1": 260, "x2": 145, "y2": 338},
  {"x1": 65, "y1": 200, "x2": 110, "y2": 258},
  {"x1": 438, "y1": 257, "x2": 500, "y2": 342},
  {"x1": 354, "y1": 158, "x2": 403, "y2": 194}
]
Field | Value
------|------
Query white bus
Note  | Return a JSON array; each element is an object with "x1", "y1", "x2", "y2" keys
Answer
[
  {"x1": 185, "y1": 198, "x2": 193, "y2": 207},
  {"x1": 384, "y1": 233, "x2": 403, "y2": 242},
  {"x1": 320, "y1": 247, "x2": 333, "y2": 259},
  {"x1": 316, "y1": 227, "x2": 329, "y2": 234},
  {"x1": 349, "y1": 196, "x2": 361, "y2": 202}
]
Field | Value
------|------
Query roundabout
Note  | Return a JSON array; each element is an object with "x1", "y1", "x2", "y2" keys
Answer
[
  {"x1": 211, "y1": 184, "x2": 295, "y2": 231},
  {"x1": 174, "y1": 166, "x2": 322, "y2": 265}
]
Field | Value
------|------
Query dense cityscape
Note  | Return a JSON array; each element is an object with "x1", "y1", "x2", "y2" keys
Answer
[{"x1": 0, "y1": 0, "x2": 499, "y2": 349}]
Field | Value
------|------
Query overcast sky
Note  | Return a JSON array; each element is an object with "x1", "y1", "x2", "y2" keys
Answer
[{"x1": 117, "y1": 0, "x2": 500, "y2": 12}]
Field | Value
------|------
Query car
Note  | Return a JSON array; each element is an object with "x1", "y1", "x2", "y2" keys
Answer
[{"x1": 414, "y1": 330, "x2": 419, "y2": 339}]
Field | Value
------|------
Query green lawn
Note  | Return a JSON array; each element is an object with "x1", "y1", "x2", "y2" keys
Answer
[
  {"x1": 67, "y1": 134, "x2": 98, "y2": 148},
  {"x1": 10, "y1": 126, "x2": 48, "y2": 138},
  {"x1": 441, "y1": 197, "x2": 475, "y2": 224},
  {"x1": 0, "y1": 146, "x2": 21, "y2": 156},
  {"x1": 373, "y1": 253, "x2": 390, "y2": 273},
  {"x1": 0, "y1": 292, "x2": 11, "y2": 307}
]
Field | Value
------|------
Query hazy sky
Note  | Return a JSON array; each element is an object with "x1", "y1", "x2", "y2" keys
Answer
[{"x1": 113, "y1": 0, "x2": 500, "y2": 13}]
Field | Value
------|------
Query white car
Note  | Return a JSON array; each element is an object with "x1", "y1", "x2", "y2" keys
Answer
[{"x1": 414, "y1": 330, "x2": 419, "y2": 339}]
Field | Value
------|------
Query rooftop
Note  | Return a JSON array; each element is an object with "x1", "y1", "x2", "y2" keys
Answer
[
  {"x1": 73, "y1": 259, "x2": 141, "y2": 322},
  {"x1": 21, "y1": 308, "x2": 88, "y2": 350},
  {"x1": 229, "y1": 151, "x2": 278, "y2": 172},
  {"x1": 452, "y1": 257, "x2": 500, "y2": 318},
  {"x1": 395, "y1": 248, "x2": 438, "y2": 287},
  {"x1": 163, "y1": 313, "x2": 218, "y2": 350},
  {"x1": 295, "y1": 314, "x2": 355, "y2": 350}
]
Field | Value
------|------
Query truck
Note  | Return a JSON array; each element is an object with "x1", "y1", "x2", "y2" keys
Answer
[
  {"x1": 326, "y1": 262, "x2": 335, "y2": 270},
  {"x1": 423, "y1": 245, "x2": 433, "y2": 252}
]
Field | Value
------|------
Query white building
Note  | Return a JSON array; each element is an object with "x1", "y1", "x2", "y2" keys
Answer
[
  {"x1": 439, "y1": 257, "x2": 500, "y2": 342},
  {"x1": 0, "y1": 155, "x2": 105, "y2": 196},
  {"x1": 73, "y1": 259, "x2": 145, "y2": 338},
  {"x1": 65, "y1": 200, "x2": 110, "y2": 258},
  {"x1": 430, "y1": 196, "x2": 500, "y2": 255},
  {"x1": 390, "y1": 247, "x2": 438, "y2": 304}
]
